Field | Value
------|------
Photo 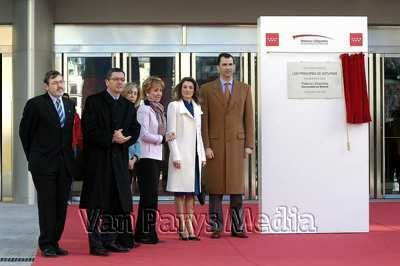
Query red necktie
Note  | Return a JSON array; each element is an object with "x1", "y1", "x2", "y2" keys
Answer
[{"x1": 224, "y1": 82, "x2": 231, "y2": 101}]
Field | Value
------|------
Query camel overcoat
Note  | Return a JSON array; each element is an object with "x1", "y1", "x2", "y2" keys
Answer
[{"x1": 200, "y1": 79, "x2": 254, "y2": 194}]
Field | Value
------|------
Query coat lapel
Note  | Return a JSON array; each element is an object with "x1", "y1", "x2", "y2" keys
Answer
[
  {"x1": 227, "y1": 81, "x2": 239, "y2": 111},
  {"x1": 178, "y1": 100, "x2": 194, "y2": 119},
  {"x1": 211, "y1": 80, "x2": 226, "y2": 107},
  {"x1": 193, "y1": 101, "x2": 203, "y2": 119},
  {"x1": 62, "y1": 97, "x2": 73, "y2": 127},
  {"x1": 178, "y1": 100, "x2": 203, "y2": 121},
  {"x1": 44, "y1": 93, "x2": 62, "y2": 127}
]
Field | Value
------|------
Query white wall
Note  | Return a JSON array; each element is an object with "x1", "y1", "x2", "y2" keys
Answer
[{"x1": 258, "y1": 17, "x2": 369, "y2": 233}]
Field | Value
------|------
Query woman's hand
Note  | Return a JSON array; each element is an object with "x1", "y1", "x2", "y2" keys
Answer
[
  {"x1": 202, "y1": 161, "x2": 206, "y2": 167},
  {"x1": 166, "y1": 132, "x2": 176, "y2": 142},
  {"x1": 128, "y1": 159, "x2": 135, "y2": 170},
  {"x1": 173, "y1": 160, "x2": 181, "y2": 169}
]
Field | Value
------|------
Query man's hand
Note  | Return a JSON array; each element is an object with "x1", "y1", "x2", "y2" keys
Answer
[
  {"x1": 173, "y1": 160, "x2": 181, "y2": 169},
  {"x1": 244, "y1": 147, "x2": 253, "y2": 158},
  {"x1": 206, "y1": 148, "x2": 214, "y2": 159},
  {"x1": 113, "y1": 129, "x2": 131, "y2": 144}
]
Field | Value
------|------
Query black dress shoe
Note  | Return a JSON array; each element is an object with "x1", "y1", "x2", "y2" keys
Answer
[
  {"x1": 211, "y1": 231, "x2": 220, "y2": 239},
  {"x1": 55, "y1": 247, "x2": 69, "y2": 256},
  {"x1": 104, "y1": 242, "x2": 130, "y2": 252},
  {"x1": 197, "y1": 192, "x2": 206, "y2": 205},
  {"x1": 231, "y1": 231, "x2": 248, "y2": 238},
  {"x1": 136, "y1": 237, "x2": 159, "y2": 244},
  {"x1": 90, "y1": 247, "x2": 110, "y2": 256},
  {"x1": 41, "y1": 247, "x2": 57, "y2": 257}
]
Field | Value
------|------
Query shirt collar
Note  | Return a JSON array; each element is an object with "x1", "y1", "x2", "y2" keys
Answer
[
  {"x1": 106, "y1": 88, "x2": 120, "y2": 100},
  {"x1": 220, "y1": 78, "x2": 233, "y2": 87},
  {"x1": 48, "y1": 92, "x2": 62, "y2": 103}
]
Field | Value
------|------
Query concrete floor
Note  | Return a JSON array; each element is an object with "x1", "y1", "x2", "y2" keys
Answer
[{"x1": 0, "y1": 203, "x2": 38, "y2": 266}]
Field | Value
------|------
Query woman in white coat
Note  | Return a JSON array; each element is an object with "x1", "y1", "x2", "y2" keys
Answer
[{"x1": 166, "y1": 77, "x2": 206, "y2": 240}]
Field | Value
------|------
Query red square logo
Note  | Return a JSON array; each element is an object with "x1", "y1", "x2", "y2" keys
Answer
[
  {"x1": 350, "y1": 33, "x2": 363, "y2": 46},
  {"x1": 266, "y1": 33, "x2": 279, "y2": 46}
]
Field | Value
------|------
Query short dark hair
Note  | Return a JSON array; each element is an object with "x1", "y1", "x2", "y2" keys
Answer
[
  {"x1": 173, "y1": 77, "x2": 200, "y2": 104},
  {"x1": 43, "y1": 70, "x2": 62, "y2": 85},
  {"x1": 106, "y1": 68, "x2": 125, "y2": 80},
  {"x1": 217, "y1": 53, "x2": 234, "y2": 65}
]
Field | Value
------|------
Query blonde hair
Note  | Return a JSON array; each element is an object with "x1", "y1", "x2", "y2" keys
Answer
[
  {"x1": 122, "y1": 82, "x2": 141, "y2": 107},
  {"x1": 142, "y1": 76, "x2": 165, "y2": 99}
]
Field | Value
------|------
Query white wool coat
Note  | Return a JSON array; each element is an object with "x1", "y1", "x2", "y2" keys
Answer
[{"x1": 166, "y1": 100, "x2": 206, "y2": 192}]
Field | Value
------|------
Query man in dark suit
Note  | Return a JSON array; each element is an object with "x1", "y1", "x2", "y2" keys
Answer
[
  {"x1": 80, "y1": 68, "x2": 141, "y2": 256},
  {"x1": 19, "y1": 70, "x2": 76, "y2": 257}
]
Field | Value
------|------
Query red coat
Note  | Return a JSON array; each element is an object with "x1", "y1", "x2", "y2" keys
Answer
[{"x1": 72, "y1": 113, "x2": 83, "y2": 151}]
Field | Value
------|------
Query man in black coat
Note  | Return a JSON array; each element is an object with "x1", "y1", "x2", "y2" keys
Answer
[
  {"x1": 80, "y1": 68, "x2": 141, "y2": 256},
  {"x1": 19, "y1": 70, "x2": 76, "y2": 257}
]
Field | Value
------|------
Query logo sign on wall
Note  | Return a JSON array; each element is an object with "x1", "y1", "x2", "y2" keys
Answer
[
  {"x1": 350, "y1": 33, "x2": 363, "y2": 46},
  {"x1": 260, "y1": 17, "x2": 368, "y2": 53},
  {"x1": 287, "y1": 61, "x2": 343, "y2": 99},
  {"x1": 292, "y1": 34, "x2": 333, "y2": 46},
  {"x1": 266, "y1": 33, "x2": 280, "y2": 46}
]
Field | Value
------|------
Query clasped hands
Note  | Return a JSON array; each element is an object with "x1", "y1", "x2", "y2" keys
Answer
[{"x1": 112, "y1": 129, "x2": 131, "y2": 144}]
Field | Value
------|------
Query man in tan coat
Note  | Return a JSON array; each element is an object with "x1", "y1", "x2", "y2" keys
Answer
[{"x1": 200, "y1": 53, "x2": 254, "y2": 239}]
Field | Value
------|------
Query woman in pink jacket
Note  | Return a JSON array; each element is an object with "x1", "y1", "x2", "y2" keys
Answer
[{"x1": 134, "y1": 76, "x2": 174, "y2": 244}]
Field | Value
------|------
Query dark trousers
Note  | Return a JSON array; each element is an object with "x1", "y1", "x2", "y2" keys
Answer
[
  {"x1": 86, "y1": 209, "x2": 133, "y2": 249},
  {"x1": 209, "y1": 194, "x2": 244, "y2": 233},
  {"x1": 135, "y1": 158, "x2": 161, "y2": 241},
  {"x1": 32, "y1": 165, "x2": 72, "y2": 251},
  {"x1": 87, "y1": 176, "x2": 133, "y2": 249}
]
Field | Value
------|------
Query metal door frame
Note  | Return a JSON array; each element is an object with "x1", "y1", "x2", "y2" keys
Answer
[{"x1": 370, "y1": 53, "x2": 400, "y2": 199}]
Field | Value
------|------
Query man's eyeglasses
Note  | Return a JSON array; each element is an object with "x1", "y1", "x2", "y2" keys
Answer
[
  {"x1": 110, "y1": 77, "x2": 125, "y2": 82},
  {"x1": 49, "y1": 80, "x2": 65, "y2": 85}
]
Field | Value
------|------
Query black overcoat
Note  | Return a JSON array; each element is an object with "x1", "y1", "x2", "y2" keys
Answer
[{"x1": 79, "y1": 90, "x2": 140, "y2": 213}]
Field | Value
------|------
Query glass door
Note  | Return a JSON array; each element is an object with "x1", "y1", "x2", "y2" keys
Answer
[
  {"x1": 62, "y1": 54, "x2": 114, "y2": 115},
  {"x1": 126, "y1": 53, "x2": 178, "y2": 197},
  {"x1": 54, "y1": 52, "x2": 259, "y2": 200},
  {"x1": 1, "y1": 25, "x2": 13, "y2": 202},
  {"x1": 1, "y1": 52, "x2": 13, "y2": 202},
  {"x1": 127, "y1": 53, "x2": 178, "y2": 107},
  {"x1": 56, "y1": 53, "x2": 113, "y2": 201},
  {"x1": 383, "y1": 55, "x2": 400, "y2": 198},
  {"x1": 1, "y1": 53, "x2": 2, "y2": 201},
  {"x1": 55, "y1": 53, "x2": 115, "y2": 115},
  {"x1": 370, "y1": 54, "x2": 400, "y2": 199},
  {"x1": 192, "y1": 53, "x2": 243, "y2": 86},
  {"x1": 191, "y1": 52, "x2": 258, "y2": 200}
]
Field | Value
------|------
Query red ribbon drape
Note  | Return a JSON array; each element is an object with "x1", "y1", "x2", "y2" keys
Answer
[{"x1": 340, "y1": 53, "x2": 371, "y2": 124}]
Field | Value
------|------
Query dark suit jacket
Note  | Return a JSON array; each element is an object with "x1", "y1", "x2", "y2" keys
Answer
[
  {"x1": 79, "y1": 90, "x2": 141, "y2": 213},
  {"x1": 19, "y1": 93, "x2": 76, "y2": 177}
]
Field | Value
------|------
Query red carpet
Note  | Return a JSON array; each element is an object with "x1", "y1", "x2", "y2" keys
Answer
[{"x1": 33, "y1": 202, "x2": 400, "y2": 266}]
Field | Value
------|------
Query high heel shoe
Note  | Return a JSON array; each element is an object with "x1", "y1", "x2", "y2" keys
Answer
[
  {"x1": 188, "y1": 235, "x2": 200, "y2": 241},
  {"x1": 179, "y1": 232, "x2": 189, "y2": 241}
]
